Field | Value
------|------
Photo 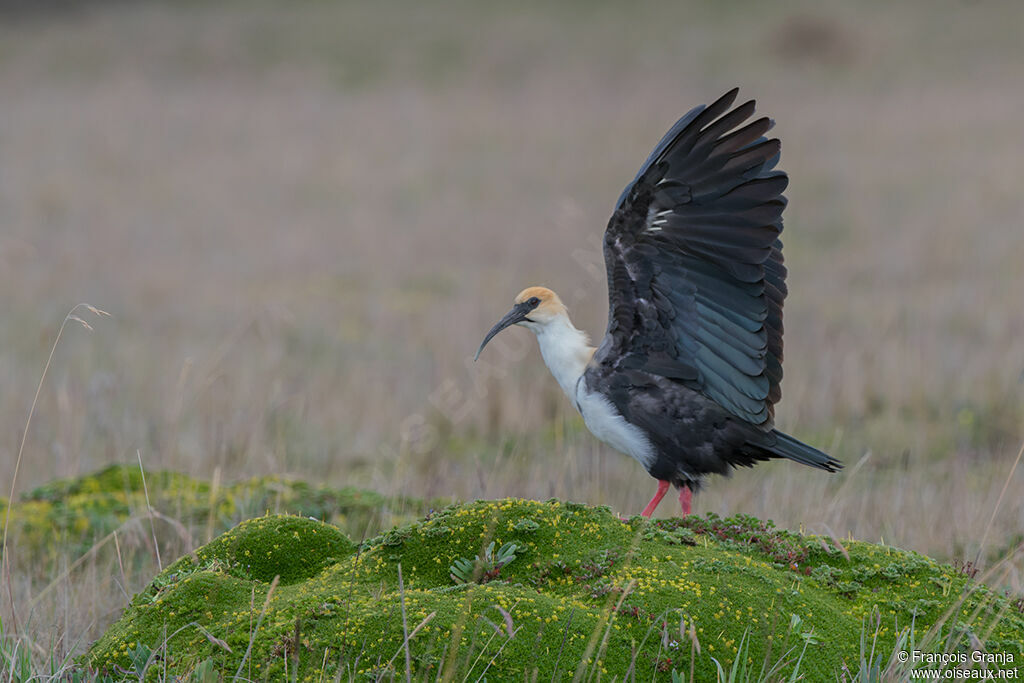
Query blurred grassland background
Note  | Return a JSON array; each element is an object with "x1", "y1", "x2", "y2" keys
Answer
[{"x1": 1, "y1": 0, "x2": 1023, "y2": 657}]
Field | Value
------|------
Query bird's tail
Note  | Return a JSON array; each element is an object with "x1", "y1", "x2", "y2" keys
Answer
[{"x1": 766, "y1": 430, "x2": 842, "y2": 472}]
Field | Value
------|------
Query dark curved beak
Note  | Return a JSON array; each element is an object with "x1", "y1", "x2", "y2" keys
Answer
[{"x1": 474, "y1": 303, "x2": 531, "y2": 361}]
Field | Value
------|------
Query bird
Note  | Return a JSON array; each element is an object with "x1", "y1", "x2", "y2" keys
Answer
[{"x1": 474, "y1": 88, "x2": 842, "y2": 518}]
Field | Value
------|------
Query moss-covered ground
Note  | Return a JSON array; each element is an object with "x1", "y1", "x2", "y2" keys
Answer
[
  {"x1": 84, "y1": 499, "x2": 1024, "y2": 680},
  {"x1": 1, "y1": 464, "x2": 432, "y2": 573}
]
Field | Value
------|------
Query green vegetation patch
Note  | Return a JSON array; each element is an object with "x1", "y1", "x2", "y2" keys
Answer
[
  {"x1": 187, "y1": 515, "x2": 356, "y2": 585},
  {"x1": 84, "y1": 500, "x2": 1023, "y2": 679},
  {"x1": 1, "y1": 464, "x2": 430, "y2": 571}
]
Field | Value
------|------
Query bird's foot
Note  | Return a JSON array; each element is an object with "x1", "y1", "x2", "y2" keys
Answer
[{"x1": 640, "y1": 480, "x2": 671, "y2": 518}]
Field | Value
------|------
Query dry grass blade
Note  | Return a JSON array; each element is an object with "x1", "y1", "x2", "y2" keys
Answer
[
  {"x1": 812, "y1": 523, "x2": 851, "y2": 561},
  {"x1": 462, "y1": 606, "x2": 519, "y2": 683},
  {"x1": 686, "y1": 617, "x2": 700, "y2": 683},
  {"x1": 2, "y1": 303, "x2": 107, "y2": 636},
  {"x1": 440, "y1": 519, "x2": 500, "y2": 681},
  {"x1": 823, "y1": 451, "x2": 872, "y2": 520},
  {"x1": 147, "y1": 509, "x2": 195, "y2": 551},
  {"x1": 67, "y1": 315, "x2": 93, "y2": 331},
  {"x1": 973, "y1": 439, "x2": 1024, "y2": 568},
  {"x1": 234, "y1": 575, "x2": 279, "y2": 681},
  {"x1": 572, "y1": 579, "x2": 636, "y2": 683},
  {"x1": 27, "y1": 510, "x2": 181, "y2": 612},
  {"x1": 197, "y1": 624, "x2": 233, "y2": 653},
  {"x1": 113, "y1": 531, "x2": 129, "y2": 605},
  {"x1": 386, "y1": 612, "x2": 436, "y2": 672},
  {"x1": 206, "y1": 466, "x2": 222, "y2": 544},
  {"x1": 550, "y1": 606, "x2": 575, "y2": 681},
  {"x1": 491, "y1": 605, "x2": 515, "y2": 639},
  {"x1": 623, "y1": 607, "x2": 675, "y2": 681},
  {"x1": 399, "y1": 564, "x2": 412, "y2": 683},
  {"x1": 472, "y1": 621, "x2": 520, "y2": 683},
  {"x1": 137, "y1": 450, "x2": 163, "y2": 572}
]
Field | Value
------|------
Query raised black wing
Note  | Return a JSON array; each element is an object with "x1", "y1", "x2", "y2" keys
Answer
[{"x1": 594, "y1": 88, "x2": 788, "y2": 426}]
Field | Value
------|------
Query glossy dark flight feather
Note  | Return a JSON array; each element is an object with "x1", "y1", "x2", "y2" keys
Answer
[
  {"x1": 476, "y1": 88, "x2": 841, "y2": 517},
  {"x1": 590, "y1": 88, "x2": 840, "y2": 492}
]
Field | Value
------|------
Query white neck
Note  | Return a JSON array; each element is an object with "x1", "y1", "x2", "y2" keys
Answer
[{"x1": 529, "y1": 316, "x2": 595, "y2": 402}]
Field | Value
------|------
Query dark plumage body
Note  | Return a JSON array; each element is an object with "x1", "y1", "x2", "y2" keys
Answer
[{"x1": 583, "y1": 367, "x2": 836, "y2": 492}]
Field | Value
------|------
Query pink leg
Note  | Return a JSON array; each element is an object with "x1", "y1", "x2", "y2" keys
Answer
[
  {"x1": 641, "y1": 480, "x2": 671, "y2": 518},
  {"x1": 678, "y1": 486, "x2": 692, "y2": 516}
]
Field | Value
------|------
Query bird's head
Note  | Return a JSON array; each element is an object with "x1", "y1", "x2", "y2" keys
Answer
[{"x1": 475, "y1": 286, "x2": 567, "y2": 360}]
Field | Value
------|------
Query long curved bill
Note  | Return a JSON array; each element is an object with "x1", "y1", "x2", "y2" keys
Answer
[{"x1": 474, "y1": 303, "x2": 531, "y2": 361}]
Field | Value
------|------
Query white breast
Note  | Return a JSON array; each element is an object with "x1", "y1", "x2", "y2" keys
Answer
[
  {"x1": 527, "y1": 313, "x2": 656, "y2": 471},
  {"x1": 574, "y1": 381, "x2": 656, "y2": 469}
]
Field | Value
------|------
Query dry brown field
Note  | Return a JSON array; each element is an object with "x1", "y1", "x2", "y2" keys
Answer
[{"x1": 0, "y1": 0, "x2": 1021, "y2": 665}]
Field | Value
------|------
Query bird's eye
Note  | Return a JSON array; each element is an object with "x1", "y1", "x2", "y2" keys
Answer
[{"x1": 527, "y1": 297, "x2": 541, "y2": 308}]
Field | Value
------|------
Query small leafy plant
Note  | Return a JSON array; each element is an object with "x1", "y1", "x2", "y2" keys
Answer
[{"x1": 450, "y1": 541, "x2": 519, "y2": 584}]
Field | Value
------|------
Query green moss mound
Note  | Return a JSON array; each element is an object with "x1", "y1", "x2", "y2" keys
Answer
[
  {"x1": 84, "y1": 500, "x2": 1023, "y2": 680},
  {"x1": 192, "y1": 515, "x2": 356, "y2": 585}
]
